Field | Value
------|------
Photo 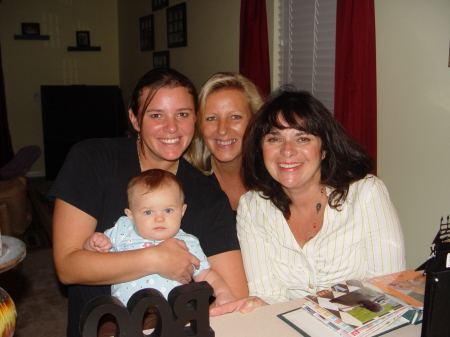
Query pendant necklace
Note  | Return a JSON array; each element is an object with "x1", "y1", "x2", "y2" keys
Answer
[
  {"x1": 286, "y1": 186, "x2": 325, "y2": 229},
  {"x1": 313, "y1": 187, "x2": 325, "y2": 228},
  {"x1": 136, "y1": 135, "x2": 179, "y2": 174}
]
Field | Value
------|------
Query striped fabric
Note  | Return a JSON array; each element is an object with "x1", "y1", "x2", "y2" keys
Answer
[{"x1": 237, "y1": 175, "x2": 405, "y2": 304}]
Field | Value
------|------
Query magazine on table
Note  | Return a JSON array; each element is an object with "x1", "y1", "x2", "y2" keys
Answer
[
  {"x1": 278, "y1": 277, "x2": 423, "y2": 337},
  {"x1": 365, "y1": 270, "x2": 425, "y2": 309}
]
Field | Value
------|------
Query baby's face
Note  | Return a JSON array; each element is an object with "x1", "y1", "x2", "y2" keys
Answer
[{"x1": 126, "y1": 183, "x2": 186, "y2": 241}]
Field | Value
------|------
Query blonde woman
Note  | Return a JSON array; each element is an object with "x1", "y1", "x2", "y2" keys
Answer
[{"x1": 185, "y1": 72, "x2": 263, "y2": 211}]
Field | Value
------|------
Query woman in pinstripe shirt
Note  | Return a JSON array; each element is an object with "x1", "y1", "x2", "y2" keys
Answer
[{"x1": 210, "y1": 86, "x2": 405, "y2": 316}]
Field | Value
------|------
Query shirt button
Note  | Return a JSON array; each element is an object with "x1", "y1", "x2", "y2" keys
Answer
[{"x1": 309, "y1": 284, "x2": 314, "y2": 289}]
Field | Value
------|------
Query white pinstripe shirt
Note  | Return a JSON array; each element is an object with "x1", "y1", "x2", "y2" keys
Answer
[{"x1": 237, "y1": 175, "x2": 406, "y2": 304}]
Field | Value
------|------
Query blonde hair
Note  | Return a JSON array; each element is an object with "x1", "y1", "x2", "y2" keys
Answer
[{"x1": 184, "y1": 72, "x2": 264, "y2": 174}]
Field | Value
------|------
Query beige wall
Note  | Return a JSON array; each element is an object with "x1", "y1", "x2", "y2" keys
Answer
[
  {"x1": 375, "y1": 0, "x2": 450, "y2": 269},
  {"x1": 118, "y1": 0, "x2": 274, "y2": 102},
  {"x1": 118, "y1": 0, "x2": 241, "y2": 103},
  {"x1": 0, "y1": 0, "x2": 120, "y2": 175},
  {"x1": 1, "y1": 0, "x2": 274, "y2": 175}
]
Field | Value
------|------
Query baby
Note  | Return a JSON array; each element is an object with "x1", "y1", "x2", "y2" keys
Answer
[{"x1": 83, "y1": 169, "x2": 236, "y2": 307}]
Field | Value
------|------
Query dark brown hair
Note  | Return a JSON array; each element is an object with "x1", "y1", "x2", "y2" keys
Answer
[
  {"x1": 127, "y1": 169, "x2": 184, "y2": 207},
  {"x1": 127, "y1": 67, "x2": 198, "y2": 140},
  {"x1": 241, "y1": 85, "x2": 374, "y2": 218}
]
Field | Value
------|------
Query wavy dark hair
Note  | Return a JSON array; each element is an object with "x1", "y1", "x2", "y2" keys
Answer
[
  {"x1": 127, "y1": 67, "x2": 198, "y2": 140},
  {"x1": 241, "y1": 85, "x2": 374, "y2": 218}
]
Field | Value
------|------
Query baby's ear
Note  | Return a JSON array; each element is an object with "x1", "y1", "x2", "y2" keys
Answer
[
  {"x1": 124, "y1": 208, "x2": 133, "y2": 221},
  {"x1": 181, "y1": 204, "x2": 187, "y2": 217}
]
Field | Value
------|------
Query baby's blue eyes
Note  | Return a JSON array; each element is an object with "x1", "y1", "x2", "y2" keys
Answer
[{"x1": 143, "y1": 209, "x2": 173, "y2": 215}]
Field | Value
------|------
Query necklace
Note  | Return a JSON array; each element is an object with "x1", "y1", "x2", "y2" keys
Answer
[
  {"x1": 286, "y1": 186, "x2": 325, "y2": 228},
  {"x1": 136, "y1": 138, "x2": 180, "y2": 174},
  {"x1": 313, "y1": 187, "x2": 325, "y2": 228}
]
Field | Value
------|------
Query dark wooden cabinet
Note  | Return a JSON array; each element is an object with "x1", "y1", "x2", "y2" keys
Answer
[{"x1": 41, "y1": 85, "x2": 127, "y2": 180}]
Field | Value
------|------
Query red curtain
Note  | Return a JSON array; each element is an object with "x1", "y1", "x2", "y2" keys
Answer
[
  {"x1": 334, "y1": 0, "x2": 377, "y2": 171},
  {"x1": 0, "y1": 42, "x2": 14, "y2": 168},
  {"x1": 239, "y1": 0, "x2": 271, "y2": 97}
]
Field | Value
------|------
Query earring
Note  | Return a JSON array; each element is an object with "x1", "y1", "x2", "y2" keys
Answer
[
  {"x1": 322, "y1": 153, "x2": 326, "y2": 159},
  {"x1": 137, "y1": 132, "x2": 141, "y2": 144}
]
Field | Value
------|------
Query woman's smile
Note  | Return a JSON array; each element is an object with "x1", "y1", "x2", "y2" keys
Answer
[
  {"x1": 262, "y1": 125, "x2": 323, "y2": 191},
  {"x1": 278, "y1": 162, "x2": 302, "y2": 169},
  {"x1": 215, "y1": 139, "x2": 237, "y2": 146},
  {"x1": 202, "y1": 89, "x2": 251, "y2": 164},
  {"x1": 130, "y1": 86, "x2": 196, "y2": 168},
  {"x1": 159, "y1": 137, "x2": 181, "y2": 144}
]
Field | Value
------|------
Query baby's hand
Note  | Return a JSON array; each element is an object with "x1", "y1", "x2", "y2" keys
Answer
[{"x1": 90, "y1": 232, "x2": 112, "y2": 253}]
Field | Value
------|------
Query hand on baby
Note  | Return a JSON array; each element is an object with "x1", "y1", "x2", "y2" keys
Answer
[{"x1": 89, "y1": 232, "x2": 112, "y2": 253}]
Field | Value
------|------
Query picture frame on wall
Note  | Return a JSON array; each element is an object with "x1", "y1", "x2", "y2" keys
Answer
[
  {"x1": 166, "y1": 2, "x2": 187, "y2": 48},
  {"x1": 152, "y1": 0, "x2": 169, "y2": 12},
  {"x1": 76, "y1": 31, "x2": 90, "y2": 47},
  {"x1": 140, "y1": 14, "x2": 155, "y2": 51},
  {"x1": 21, "y1": 23, "x2": 40, "y2": 35},
  {"x1": 153, "y1": 51, "x2": 170, "y2": 68}
]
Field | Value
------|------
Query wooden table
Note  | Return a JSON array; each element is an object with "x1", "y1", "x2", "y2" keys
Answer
[{"x1": 210, "y1": 298, "x2": 422, "y2": 337}]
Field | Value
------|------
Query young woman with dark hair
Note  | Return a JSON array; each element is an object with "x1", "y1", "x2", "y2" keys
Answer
[{"x1": 50, "y1": 68, "x2": 248, "y2": 336}]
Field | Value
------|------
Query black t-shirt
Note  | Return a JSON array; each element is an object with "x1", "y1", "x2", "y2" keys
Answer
[
  {"x1": 48, "y1": 137, "x2": 239, "y2": 337},
  {"x1": 208, "y1": 171, "x2": 238, "y2": 219}
]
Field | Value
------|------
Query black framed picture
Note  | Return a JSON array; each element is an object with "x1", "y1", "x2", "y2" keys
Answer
[
  {"x1": 76, "y1": 31, "x2": 90, "y2": 47},
  {"x1": 21, "y1": 23, "x2": 40, "y2": 35},
  {"x1": 140, "y1": 14, "x2": 155, "y2": 51},
  {"x1": 166, "y1": 2, "x2": 187, "y2": 48},
  {"x1": 153, "y1": 51, "x2": 170, "y2": 68},
  {"x1": 152, "y1": 0, "x2": 169, "y2": 11}
]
